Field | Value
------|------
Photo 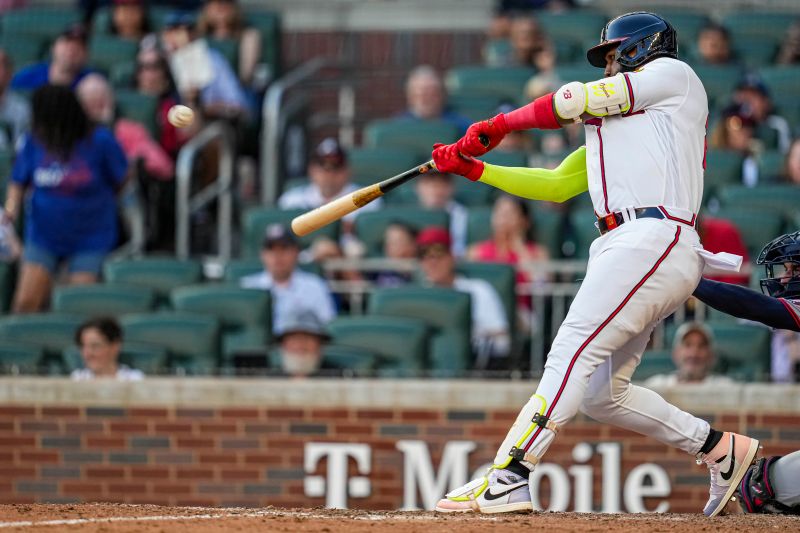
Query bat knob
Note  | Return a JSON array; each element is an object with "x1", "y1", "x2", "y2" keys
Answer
[{"x1": 478, "y1": 134, "x2": 490, "y2": 148}]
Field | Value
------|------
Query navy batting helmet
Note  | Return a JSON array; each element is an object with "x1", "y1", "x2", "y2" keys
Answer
[
  {"x1": 757, "y1": 231, "x2": 800, "y2": 299},
  {"x1": 587, "y1": 11, "x2": 678, "y2": 71}
]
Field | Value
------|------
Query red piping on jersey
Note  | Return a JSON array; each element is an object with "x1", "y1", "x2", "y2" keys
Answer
[
  {"x1": 597, "y1": 126, "x2": 610, "y2": 214},
  {"x1": 779, "y1": 299, "x2": 800, "y2": 329},
  {"x1": 522, "y1": 226, "x2": 683, "y2": 454},
  {"x1": 622, "y1": 73, "x2": 635, "y2": 116},
  {"x1": 657, "y1": 206, "x2": 697, "y2": 226}
]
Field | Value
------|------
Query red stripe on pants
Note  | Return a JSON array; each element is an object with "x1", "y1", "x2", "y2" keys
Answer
[{"x1": 523, "y1": 225, "x2": 683, "y2": 453}]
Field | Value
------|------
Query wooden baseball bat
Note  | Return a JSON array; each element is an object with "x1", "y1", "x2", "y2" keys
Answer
[{"x1": 291, "y1": 161, "x2": 436, "y2": 237}]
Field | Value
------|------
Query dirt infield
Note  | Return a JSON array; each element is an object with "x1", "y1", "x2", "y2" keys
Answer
[{"x1": 0, "y1": 504, "x2": 798, "y2": 532}]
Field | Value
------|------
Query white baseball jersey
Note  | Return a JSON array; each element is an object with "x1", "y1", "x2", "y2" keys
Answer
[{"x1": 583, "y1": 57, "x2": 708, "y2": 217}]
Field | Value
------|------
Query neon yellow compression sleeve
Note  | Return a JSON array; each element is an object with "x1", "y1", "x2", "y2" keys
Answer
[{"x1": 478, "y1": 146, "x2": 588, "y2": 203}]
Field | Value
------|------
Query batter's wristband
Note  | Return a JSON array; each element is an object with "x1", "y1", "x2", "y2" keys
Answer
[{"x1": 504, "y1": 93, "x2": 561, "y2": 131}]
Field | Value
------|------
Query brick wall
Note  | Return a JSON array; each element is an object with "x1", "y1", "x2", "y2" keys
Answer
[{"x1": 2, "y1": 401, "x2": 799, "y2": 511}]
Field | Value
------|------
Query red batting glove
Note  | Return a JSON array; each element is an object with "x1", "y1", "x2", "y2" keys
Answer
[
  {"x1": 432, "y1": 143, "x2": 485, "y2": 182},
  {"x1": 457, "y1": 113, "x2": 509, "y2": 157}
]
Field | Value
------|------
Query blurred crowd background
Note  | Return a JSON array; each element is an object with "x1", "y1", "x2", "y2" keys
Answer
[{"x1": 0, "y1": 0, "x2": 798, "y2": 384}]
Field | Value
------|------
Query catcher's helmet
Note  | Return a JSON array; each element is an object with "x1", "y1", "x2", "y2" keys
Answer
[
  {"x1": 757, "y1": 231, "x2": 800, "y2": 299},
  {"x1": 587, "y1": 11, "x2": 678, "y2": 70}
]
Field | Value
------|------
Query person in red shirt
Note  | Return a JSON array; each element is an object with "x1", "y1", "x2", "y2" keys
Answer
[{"x1": 697, "y1": 215, "x2": 750, "y2": 285}]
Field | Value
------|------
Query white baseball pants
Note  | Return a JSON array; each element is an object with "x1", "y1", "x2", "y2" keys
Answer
[{"x1": 519, "y1": 218, "x2": 710, "y2": 462}]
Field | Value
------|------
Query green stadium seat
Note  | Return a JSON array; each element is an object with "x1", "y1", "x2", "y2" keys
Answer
[
  {"x1": 51, "y1": 284, "x2": 156, "y2": 316},
  {"x1": 321, "y1": 344, "x2": 380, "y2": 375},
  {"x1": 647, "y1": 9, "x2": 709, "y2": 46},
  {"x1": 244, "y1": 10, "x2": 282, "y2": 79},
  {"x1": 369, "y1": 286, "x2": 472, "y2": 374},
  {"x1": 0, "y1": 314, "x2": 83, "y2": 372},
  {"x1": 570, "y1": 209, "x2": 600, "y2": 259},
  {"x1": 224, "y1": 258, "x2": 264, "y2": 282},
  {"x1": 454, "y1": 178, "x2": 495, "y2": 207},
  {"x1": 757, "y1": 150, "x2": 786, "y2": 182},
  {"x1": 692, "y1": 66, "x2": 741, "y2": 108},
  {"x1": 456, "y1": 261, "x2": 516, "y2": 342},
  {"x1": 1, "y1": 8, "x2": 81, "y2": 40},
  {"x1": 704, "y1": 149, "x2": 743, "y2": 201},
  {"x1": 760, "y1": 67, "x2": 800, "y2": 100},
  {"x1": 88, "y1": 34, "x2": 139, "y2": 76},
  {"x1": 1, "y1": 35, "x2": 46, "y2": 69},
  {"x1": 114, "y1": 90, "x2": 159, "y2": 138},
  {"x1": 714, "y1": 208, "x2": 784, "y2": 259},
  {"x1": 482, "y1": 39, "x2": 512, "y2": 66},
  {"x1": 206, "y1": 38, "x2": 239, "y2": 73},
  {"x1": 531, "y1": 204, "x2": 566, "y2": 259},
  {"x1": 240, "y1": 206, "x2": 341, "y2": 257},
  {"x1": 103, "y1": 257, "x2": 203, "y2": 303},
  {"x1": 722, "y1": 12, "x2": 796, "y2": 40},
  {"x1": 170, "y1": 284, "x2": 271, "y2": 363},
  {"x1": 536, "y1": 11, "x2": 608, "y2": 43},
  {"x1": 348, "y1": 146, "x2": 420, "y2": 186},
  {"x1": 0, "y1": 340, "x2": 44, "y2": 375},
  {"x1": 354, "y1": 207, "x2": 449, "y2": 257},
  {"x1": 121, "y1": 312, "x2": 221, "y2": 374},
  {"x1": 466, "y1": 206, "x2": 492, "y2": 245},
  {"x1": 446, "y1": 66, "x2": 535, "y2": 102},
  {"x1": 449, "y1": 94, "x2": 504, "y2": 121},
  {"x1": 62, "y1": 341, "x2": 169, "y2": 375},
  {"x1": 732, "y1": 36, "x2": 777, "y2": 68},
  {"x1": 706, "y1": 321, "x2": 771, "y2": 381},
  {"x1": 635, "y1": 349, "x2": 676, "y2": 381},
  {"x1": 109, "y1": 61, "x2": 136, "y2": 88},
  {"x1": 554, "y1": 63, "x2": 600, "y2": 83},
  {"x1": 363, "y1": 119, "x2": 460, "y2": 159},
  {"x1": 327, "y1": 315, "x2": 429, "y2": 376},
  {"x1": 718, "y1": 185, "x2": 800, "y2": 216}
]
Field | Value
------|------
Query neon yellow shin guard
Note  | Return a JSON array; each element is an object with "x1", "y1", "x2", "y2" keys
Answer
[{"x1": 493, "y1": 394, "x2": 560, "y2": 471}]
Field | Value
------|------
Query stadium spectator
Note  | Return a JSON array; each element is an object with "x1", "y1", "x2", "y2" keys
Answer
[
  {"x1": 782, "y1": 138, "x2": 800, "y2": 185},
  {"x1": 710, "y1": 104, "x2": 760, "y2": 186},
  {"x1": 488, "y1": 0, "x2": 574, "y2": 39},
  {"x1": 77, "y1": 73, "x2": 173, "y2": 180},
  {"x1": 415, "y1": 171, "x2": 468, "y2": 257},
  {"x1": 696, "y1": 215, "x2": 750, "y2": 285},
  {"x1": 160, "y1": 11, "x2": 250, "y2": 122},
  {"x1": 240, "y1": 223, "x2": 337, "y2": 331},
  {"x1": 5, "y1": 85, "x2": 127, "y2": 313},
  {"x1": 400, "y1": 65, "x2": 470, "y2": 134},
  {"x1": 71, "y1": 317, "x2": 144, "y2": 381},
  {"x1": 135, "y1": 45, "x2": 193, "y2": 159},
  {"x1": 11, "y1": 23, "x2": 93, "y2": 91},
  {"x1": 197, "y1": 0, "x2": 263, "y2": 87},
  {"x1": 732, "y1": 75, "x2": 792, "y2": 154},
  {"x1": 694, "y1": 23, "x2": 736, "y2": 66},
  {"x1": 644, "y1": 322, "x2": 735, "y2": 387},
  {"x1": 503, "y1": 16, "x2": 555, "y2": 71},
  {"x1": 372, "y1": 222, "x2": 417, "y2": 288},
  {"x1": 110, "y1": 0, "x2": 151, "y2": 41},
  {"x1": 777, "y1": 21, "x2": 800, "y2": 64},
  {"x1": 272, "y1": 309, "x2": 332, "y2": 379},
  {"x1": 279, "y1": 137, "x2": 381, "y2": 241},
  {"x1": 0, "y1": 50, "x2": 30, "y2": 152},
  {"x1": 417, "y1": 226, "x2": 511, "y2": 367}
]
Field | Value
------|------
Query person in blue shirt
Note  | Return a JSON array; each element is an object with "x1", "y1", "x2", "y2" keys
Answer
[
  {"x1": 399, "y1": 65, "x2": 472, "y2": 135},
  {"x1": 10, "y1": 24, "x2": 94, "y2": 92},
  {"x1": 3, "y1": 85, "x2": 128, "y2": 312}
]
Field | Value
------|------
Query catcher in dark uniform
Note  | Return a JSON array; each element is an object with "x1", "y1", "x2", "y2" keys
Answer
[{"x1": 693, "y1": 231, "x2": 800, "y2": 514}]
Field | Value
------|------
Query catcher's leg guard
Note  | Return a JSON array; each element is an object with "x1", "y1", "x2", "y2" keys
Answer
[{"x1": 493, "y1": 393, "x2": 560, "y2": 471}]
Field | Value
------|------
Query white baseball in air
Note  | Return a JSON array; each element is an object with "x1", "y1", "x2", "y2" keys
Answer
[{"x1": 167, "y1": 105, "x2": 195, "y2": 128}]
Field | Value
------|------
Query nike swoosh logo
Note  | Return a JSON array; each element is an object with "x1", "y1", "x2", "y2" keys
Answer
[
  {"x1": 483, "y1": 481, "x2": 527, "y2": 501},
  {"x1": 720, "y1": 436, "x2": 736, "y2": 481}
]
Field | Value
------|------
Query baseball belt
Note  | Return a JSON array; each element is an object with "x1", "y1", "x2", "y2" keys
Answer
[{"x1": 596, "y1": 207, "x2": 696, "y2": 235}]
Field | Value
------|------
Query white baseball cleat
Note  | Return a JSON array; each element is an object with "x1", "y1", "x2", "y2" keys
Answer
[
  {"x1": 434, "y1": 468, "x2": 532, "y2": 513},
  {"x1": 696, "y1": 432, "x2": 760, "y2": 517}
]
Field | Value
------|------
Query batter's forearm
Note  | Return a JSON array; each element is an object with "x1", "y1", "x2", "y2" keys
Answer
[
  {"x1": 693, "y1": 278, "x2": 800, "y2": 331},
  {"x1": 479, "y1": 146, "x2": 588, "y2": 202}
]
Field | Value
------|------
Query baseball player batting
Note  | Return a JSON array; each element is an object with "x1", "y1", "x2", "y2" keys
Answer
[{"x1": 431, "y1": 11, "x2": 757, "y2": 517}]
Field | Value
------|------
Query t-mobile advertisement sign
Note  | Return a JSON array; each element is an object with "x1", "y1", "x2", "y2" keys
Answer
[{"x1": 303, "y1": 440, "x2": 671, "y2": 512}]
